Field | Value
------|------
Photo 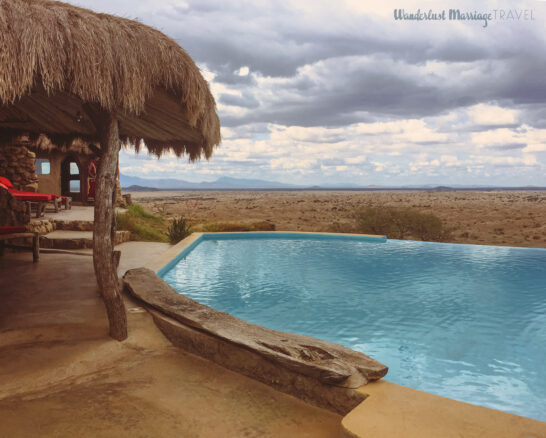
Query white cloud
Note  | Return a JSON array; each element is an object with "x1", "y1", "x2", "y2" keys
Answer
[
  {"x1": 467, "y1": 104, "x2": 519, "y2": 126},
  {"x1": 237, "y1": 66, "x2": 250, "y2": 76}
]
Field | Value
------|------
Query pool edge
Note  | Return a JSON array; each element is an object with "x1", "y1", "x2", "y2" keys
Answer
[
  {"x1": 153, "y1": 231, "x2": 388, "y2": 276},
  {"x1": 341, "y1": 380, "x2": 546, "y2": 437}
]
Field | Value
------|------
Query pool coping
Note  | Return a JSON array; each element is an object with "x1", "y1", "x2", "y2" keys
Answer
[{"x1": 341, "y1": 380, "x2": 546, "y2": 437}]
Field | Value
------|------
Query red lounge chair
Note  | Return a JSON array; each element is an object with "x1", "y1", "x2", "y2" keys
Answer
[
  {"x1": 0, "y1": 177, "x2": 65, "y2": 217},
  {"x1": 0, "y1": 226, "x2": 39, "y2": 262}
]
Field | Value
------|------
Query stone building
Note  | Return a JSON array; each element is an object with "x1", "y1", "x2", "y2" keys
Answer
[
  {"x1": 0, "y1": 135, "x2": 99, "y2": 202},
  {"x1": 0, "y1": 135, "x2": 123, "y2": 227}
]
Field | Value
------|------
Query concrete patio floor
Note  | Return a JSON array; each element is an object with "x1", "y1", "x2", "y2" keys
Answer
[
  {"x1": 0, "y1": 243, "x2": 340, "y2": 437},
  {"x1": 37, "y1": 205, "x2": 125, "y2": 223}
]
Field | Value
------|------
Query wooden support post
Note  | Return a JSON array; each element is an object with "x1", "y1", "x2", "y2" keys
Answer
[
  {"x1": 113, "y1": 250, "x2": 121, "y2": 270},
  {"x1": 32, "y1": 232, "x2": 39, "y2": 262},
  {"x1": 93, "y1": 113, "x2": 128, "y2": 341}
]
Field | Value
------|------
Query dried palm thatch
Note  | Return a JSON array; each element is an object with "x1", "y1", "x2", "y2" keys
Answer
[
  {"x1": 14, "y1": 133, "x2": 97, "y2": 155},
  {"x1": 0, "y1": 0, "x2": 221, "y2": 160}
]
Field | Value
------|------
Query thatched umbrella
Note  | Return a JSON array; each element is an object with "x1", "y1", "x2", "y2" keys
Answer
[{"x1": 0, "y1": 0, "x2": 221, "y2": 340}]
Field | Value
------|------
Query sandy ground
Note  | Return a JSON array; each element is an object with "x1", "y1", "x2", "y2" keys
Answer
[
  {"x1": 129, "y1": 190, "x2": 546, "y2": 248},
  {"x1": 0, "y1": 247, "x2": 340, "y2": 437}
]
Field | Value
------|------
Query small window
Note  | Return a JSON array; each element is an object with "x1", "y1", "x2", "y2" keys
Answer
[
  {"x1": 69, "y1": 180, "x2": 80, "y2": 193},
  {"x1": 36, "y1": 159, "x2": 50, "y2": 175},
  {"x1": 70, "y1": 162, "x2": 79, "y2": 175}
]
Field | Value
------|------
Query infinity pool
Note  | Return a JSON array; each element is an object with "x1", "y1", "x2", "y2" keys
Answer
[{"x1": 160, "y1": 233, "x2": 546, "y2": 421}]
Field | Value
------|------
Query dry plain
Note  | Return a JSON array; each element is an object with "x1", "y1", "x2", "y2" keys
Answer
[{"x1": 128, "y1": 190, "x2": 546, "y2": 248}]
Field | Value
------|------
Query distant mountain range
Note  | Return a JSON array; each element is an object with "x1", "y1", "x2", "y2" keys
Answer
[
  {"x1": 120, "y1": 174, "x2": 546, "y2": 191},
  {"x1": 120, "y1": 174, "x2": 298, "y2": 189}
]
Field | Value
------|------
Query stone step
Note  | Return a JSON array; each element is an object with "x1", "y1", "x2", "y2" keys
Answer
[
  {"x1": 53, "y1": 220, "x2": 95, "y2": 232},
  {"x1": 40, "y1": 230, "x2": 131, "y2": 250}
]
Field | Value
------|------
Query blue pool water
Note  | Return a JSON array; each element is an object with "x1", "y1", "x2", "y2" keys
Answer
[{"x1": 160, "y1": 233, "x2": 546, "y2": 421}]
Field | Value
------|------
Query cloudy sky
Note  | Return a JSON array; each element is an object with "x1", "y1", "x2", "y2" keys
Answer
[{"x1": 70, "y1": 0, "x2": 546, "y2": 186}]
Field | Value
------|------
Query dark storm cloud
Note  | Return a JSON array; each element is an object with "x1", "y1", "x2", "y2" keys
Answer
[
  {"x1": 219, "y1": 92, "x2": 260, "y2": 109},
  {"x1": 214, "y1": 68, "x2": 257, "y2": 86},
  {"x1": 164, "y1": 5, "x2": 519, "y2": 79},
  {"x1": 521, "y1": 105, "x2": 546, "y2": 129},
  {"x1": 221, "y1": 49, "x2": 546, "y2": 128},
  {"x1": 138, "y1": 0, "x2": 526, "y2": 88},
  {"x1": 159, "y1": 2, "x2": 546, "y2": 128},
  {"x1": 70, "y1": 0, "x2": 546, "y2": 130},
  {"x1": 223, "y1": 60, "x2": 447, "y2": 127}
]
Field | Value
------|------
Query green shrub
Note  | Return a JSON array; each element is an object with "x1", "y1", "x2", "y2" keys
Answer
[
  {"x1": 353, "y1": 205, "x2": 449, "y2": 241},
  {"x1": 168, "y1": 217, "x2": 192, "y2": 243}
]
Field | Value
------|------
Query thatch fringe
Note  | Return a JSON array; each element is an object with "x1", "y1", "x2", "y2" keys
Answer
[
  {"x1": 0, "y1": 130, "x2": 96, "y2": 155},
  {"x1": 0, "y1": 0, "x2": 220, "y2": 159}
]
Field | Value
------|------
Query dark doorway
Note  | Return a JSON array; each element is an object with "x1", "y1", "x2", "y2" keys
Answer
[{"x1": 61, "y1": 156, "x2": 82, "y2": 202}]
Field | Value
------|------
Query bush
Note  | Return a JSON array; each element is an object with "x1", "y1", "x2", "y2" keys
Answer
[
  {"x1": 354, "y1": 205, "x2": 449, "y2": 241},
  {"x1": 194, "y1": 221, "x2": 275, "y2": 233},
  {"x1": 168, "y1": 217, "x2": 192, "y2": 243}
]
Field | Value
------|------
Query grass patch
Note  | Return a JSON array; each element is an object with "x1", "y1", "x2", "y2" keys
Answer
[
  {"x1": 125, "y1": 204, "x2": 162, "y2": 221},
  {"x1": 116, "y1": 204, "x2": 169, "y2": 242},
  {"x1": 117, "y1": 204, "x2": 276, "y2": 242}
]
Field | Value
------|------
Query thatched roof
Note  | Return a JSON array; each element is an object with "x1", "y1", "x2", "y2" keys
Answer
[{"x1": 0, "y1": 0, "x2": 220, "y2": 160}]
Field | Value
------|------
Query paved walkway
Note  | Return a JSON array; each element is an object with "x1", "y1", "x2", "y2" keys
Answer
[{"x1": 0, "y1": 243, "x2": 339, "y2": 437}]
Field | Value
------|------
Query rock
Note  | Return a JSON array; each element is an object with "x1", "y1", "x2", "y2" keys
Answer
[
  {"x1": 0, "y1": 187, "x2": 29, "y2": 226},
  {"x1": 123, "y1": 268, "x2": 388, "y2": 414},
  {"x1": 54, "y1": 220, "x2": 94, "y2": 231},
  {"x1": 27, "y1": 220, "x2": 55, "y2": 235}
]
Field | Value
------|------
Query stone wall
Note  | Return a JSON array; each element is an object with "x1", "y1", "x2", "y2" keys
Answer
[
  {"x1": 0, "y1": 187, "x2": 30, "y2": 226},
  {"x1": 0, "y1": 145, "x2": 38, "y2": 191}
]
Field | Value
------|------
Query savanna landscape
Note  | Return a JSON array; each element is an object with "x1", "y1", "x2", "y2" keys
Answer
[{"x1": 126, "y1": 190, "x2": 546, "y2": 248}]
